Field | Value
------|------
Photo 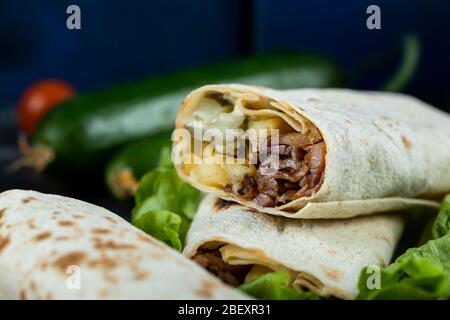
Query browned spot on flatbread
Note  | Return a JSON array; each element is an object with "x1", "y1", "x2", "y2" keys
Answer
[
  {"x1": 27, "y1": 219, "x2": 36, "y2": 229},
  {"x1": 381, "y1": 116, "x2": 397, "y2": 128},
  {"x1": 20, "y1": 290, "x2": 26, "y2": 300},
  {"x1": 0, "y1": 235, "x2": 10, "y2": 254},
  {"x1": 33, "y1": 231, "x2": 52, "y2": 242},
  {"x1": 45, "y1": 292, "x2": 53, "y2": 300},
  {"x1": 30, "y1": 280, "x2": 37, "y2": 292},
  {"x1": 55, "y1": 236, "x2": 70, "y2": 241},
  {"x1": 129, "y1": 257, "x2": 150, "y2": 281},
  {"x1": 326, "y1": 248, "x2": 337, "y2": 255},
  {"x1": 137, "y1": 233, "x2": 153, "y2": 244},
  {"x1": 104, "y1": 273, "x2": 118, "y2": 284},
  {"x1": 99, "y1": 289, "x2": 109, "y2": 298},
  {"x1": 22, "y1": 196, "x2": 36, "y2": 204},
  {"x1": 93, "y1": 238, "x2": 136, "y2": 250},
  {"x1": 136, "y1": 233, "x2": 167, "y2": 250},
  {"x1": 88, "y1": 256, "x2": 118, "y2": 270},
  {"x1": 195, "y1": 279, "x2": 220, "y2": 298},
  {"x1": 104, "y1": 216, "x2": 118, "y2": 224},
  {"x1": 0, "y1": 208, "x2": 6, "y2": 219},
  {"x1": 72, "y1": 214, "x2": 84, "y2": 219},
  {"x1": 374, "y1": 234, "x2": 390, "y2": 244},
  {"x1": 320, "y1": 265, "x2": 343, "y2": 281},
  {"x1": 53, "y1": 251, "x2": 87, "y2": 273},
  {"x1": 40, "y1": 261, "x2": 49, "y2": 270},
  {"x1": 133, "y1": 270, "x2": 150, "y2": 281},
  {"x1": 91, "y1": 228, "x2": 111, "y2": 235},
  {"x1": 58, "y1": 220, "x2": 75, "y2": 227},
  {"x1": 344, "y1": 118, "x2": 352, "y2": 123},
  {"x1": 401, "y1": 135, "x2": 412, "y2": 150},
  {"x1": 213, "y1": 198, "x2": 237, "y2": 211},
  {"x1": 150, "y1": 251, "x2": 164, "y2": 259}
]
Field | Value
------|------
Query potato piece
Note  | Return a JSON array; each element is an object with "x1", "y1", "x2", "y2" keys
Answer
[
  {"x1": 247, "y1": 117, "x2": 292, "y2": 135},
  {"x1": 190, "y1": 149, "x2": 230, "y2": 187},
  {"x1": 193, "y1": 163, "x2": 230, "y2": 188},
  {"x1": 186, "y1": 155, "x2": 255, "y2": 188},
  {"x1": 223, "y1": 162, "x2": 256, "y2": 185},
  {"x1": 185, "y1": 141, "x2": 256, "y2": 188}
]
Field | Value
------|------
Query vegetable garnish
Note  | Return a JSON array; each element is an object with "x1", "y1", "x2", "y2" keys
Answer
[
  {"x1": 357, "y1": 195, "x2": 450, "y2": 299},
  {"x1": 17, "y1": 79, "x2": 75, "y2": 134},
  {"x1": 239, "y1": 272, "x2": 318, "y2": 300},
  {"x1": 131, "y1": 147, "x2": 201, "y2": 251}
]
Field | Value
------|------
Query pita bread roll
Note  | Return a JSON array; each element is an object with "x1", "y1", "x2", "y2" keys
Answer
[
  {"x1": 174, "y1": 84, "x2": 448, "y2": 218},
  {"x1": 184, "y1": 195, "x2": 405, "y2": 299},
  {"x1": 0, "y1": 190, "x2": 248, "y2": 300}
]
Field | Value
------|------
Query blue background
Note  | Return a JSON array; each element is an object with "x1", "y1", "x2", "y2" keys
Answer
[{"x1": 1, "y1": 0, "x2": 449, "y2": 110}]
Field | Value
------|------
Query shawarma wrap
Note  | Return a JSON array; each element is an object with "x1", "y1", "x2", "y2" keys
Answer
[
  {"x1": 0, "y1": 189, "x2": 248, "y2": 300},
  {"x1": 184, "y1": 195, "x2": 405, "y2": 299},
  {"x1": 173, "y1": 84, "x2": 449, "y2": 218}
]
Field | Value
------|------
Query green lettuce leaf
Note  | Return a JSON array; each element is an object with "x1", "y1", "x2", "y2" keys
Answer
[
  {"x1": 178, "y1": 182, "x2": 202, "y2": 220},
  {"x1": 357, "y1": 249, "x2": 449, "y2": 299},
  {"x1": 131, "y1": 147, "x2": 201, "y2": 251},
  {"x1": 239, "y1": 272, "x2": 318, "y2": 300},
  {"x1": 357, "y1": 195, "x2": 450, "y2": 300},
  {"x1": 157, "y1": 146, "x2": 175, "y2": 169},
  {"x1": 132, "y1": 210, "x2": 186, "y2": 251},
  {"x1": 432, "y1": 195, "x2": 450, "y2": 239}
]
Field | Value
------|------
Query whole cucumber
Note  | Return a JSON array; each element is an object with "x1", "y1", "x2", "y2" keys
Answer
[{"x1": 31, "y1": 52, "x2": 342, "y2": 170}]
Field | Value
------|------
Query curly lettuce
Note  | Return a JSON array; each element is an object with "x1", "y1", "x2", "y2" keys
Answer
[
  {"x1": 239, "y1": 272, "x2": 318, "y2": 300},
  {"x1": 357, "y1": 195, "x2": 450, "y2": 299},
  {"x1": 131, "y1": 147, "x2": 201, "y2": 251}
]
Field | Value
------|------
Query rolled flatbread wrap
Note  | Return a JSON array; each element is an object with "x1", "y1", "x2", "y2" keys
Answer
[
  {"x1": 0, "y1": 190, "x2": 248, "y2": 300},
  {"x1": 173, "y1": 84, "x2": 449, "y2": 218},
  {"x1": 184, "y1": 195, "x2": 405, "y2": 299}
]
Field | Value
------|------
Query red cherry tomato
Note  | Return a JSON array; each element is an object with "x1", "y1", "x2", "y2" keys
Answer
[{"x1": 17, "y1": 79, "x2": 76, "y2": 134}]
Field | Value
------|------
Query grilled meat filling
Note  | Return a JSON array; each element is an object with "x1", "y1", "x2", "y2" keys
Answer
[
  {"x1": 193, "y1": 247, "x2": 251, "y2": 286},
  {"x1": 229, "y1": 132, "x2": 325, "y2": 207}
]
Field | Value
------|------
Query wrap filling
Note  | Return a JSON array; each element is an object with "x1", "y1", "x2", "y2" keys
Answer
[
  {"x1": 192, "y1": 242, "x2": 326, "y2": 296},
  {"x1": 179, "y1": 91, "x2": 326, "y2": 207}
]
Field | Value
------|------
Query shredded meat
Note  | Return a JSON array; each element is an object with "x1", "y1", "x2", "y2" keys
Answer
[
  {"x1": 255, "y1": 194, "x2": 275, "y2": 207},
  {"x1": 237, "y1": 175, "x2": 258, "y2": 199},
  {"x1": 309, "y1": 142, "x2": 326, "y2": 186},
  {"x1": 229, "y1": 131, "x2": 326, "y2": 207},
  {"x1": 193, "y1": 248, "x2": 251, "y2": 286}
]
